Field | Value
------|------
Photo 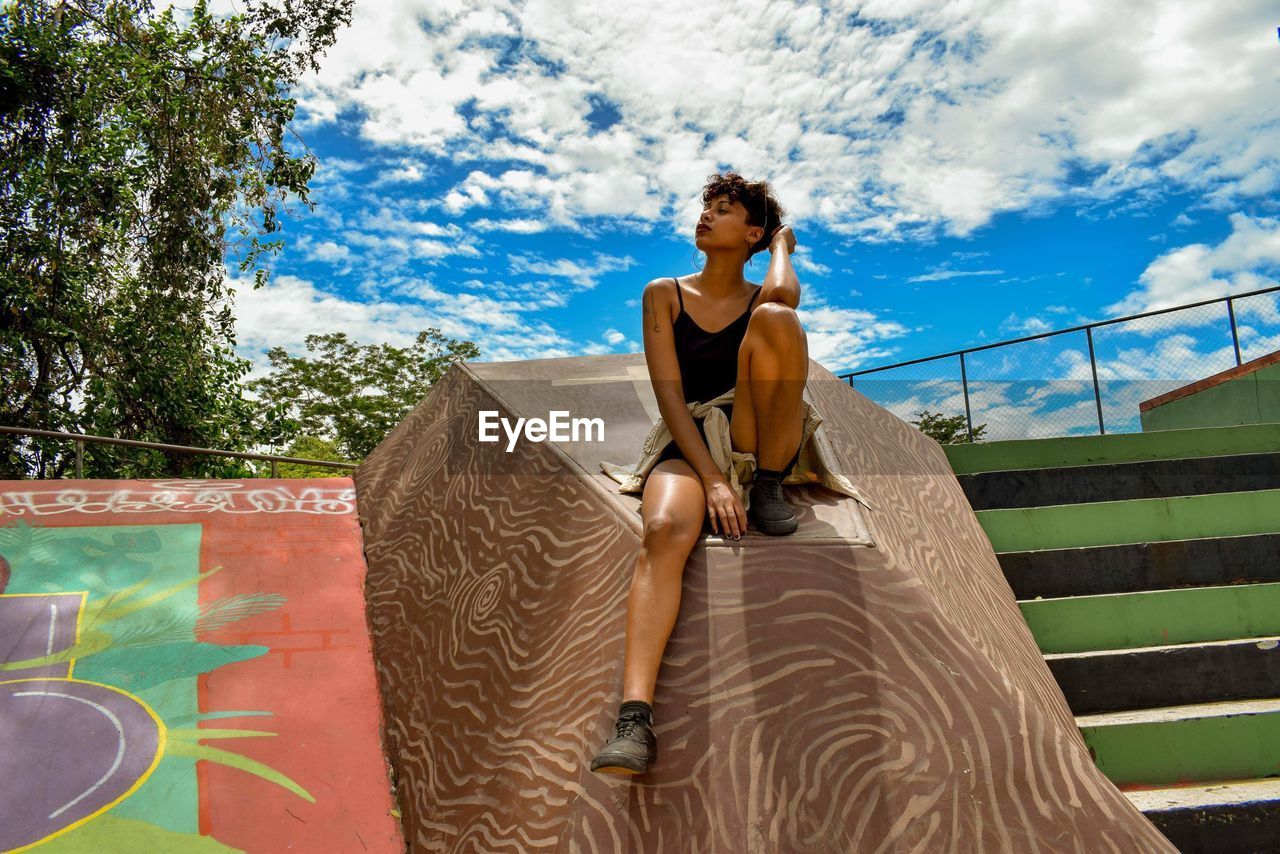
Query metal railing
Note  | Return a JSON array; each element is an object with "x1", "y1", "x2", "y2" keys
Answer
[
  {"x1": 0, "y1": 425, "x2": 358, "y2": 478},
  {"x1": 835, "y1": 285, "x2": 1280, "y2": 442}
]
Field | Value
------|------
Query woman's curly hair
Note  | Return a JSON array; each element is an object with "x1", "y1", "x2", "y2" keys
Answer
[{"x1": 700, "y1": 171, "x2": 786, "y2": 260}]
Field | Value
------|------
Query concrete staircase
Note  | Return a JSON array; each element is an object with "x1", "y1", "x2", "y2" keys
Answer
[{"x1": 944, "y1": 423, "x2": 1280, "y2": 854}]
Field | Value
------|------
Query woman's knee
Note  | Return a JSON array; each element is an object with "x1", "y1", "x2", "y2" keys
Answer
[
  {"x1": 747, "y1": 302, "x2": 803, "y2": 341},
  {"x1": 642, "y1": 511, "x2": 700, "y2": 552},
  {"x1": 750, "y1": 301, "x2": 798, "y2": 322}
]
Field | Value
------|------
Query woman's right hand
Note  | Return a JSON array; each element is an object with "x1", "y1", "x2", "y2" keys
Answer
[
  {"x1": 769, "y1": 224, "x2": 796, "y2": 255},
  {"x1": 702, "y1": 474, "x2": 747, "y2": 539}
]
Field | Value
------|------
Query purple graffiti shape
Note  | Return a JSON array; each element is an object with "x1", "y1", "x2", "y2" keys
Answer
[
  {"x1": 0, "y1": 678, "x2": 162, "y2": 850},
  {"x1": 0, "y1": 593, "x2": 83, "y2": 679}
]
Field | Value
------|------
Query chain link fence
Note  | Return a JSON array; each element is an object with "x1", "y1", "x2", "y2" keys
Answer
[{"x1": 840, "y1": 286, "x2": 1280, "y2": 442}]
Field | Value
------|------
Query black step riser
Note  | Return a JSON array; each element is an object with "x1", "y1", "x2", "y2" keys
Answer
[
  {"x1": 959, "y1": 453, "x2": 1280, "y2": 510},
  {"x1": 1048, "y1": 638, "x2": 1280, "y2": 715},
  {"x1": 1146, "y1": 802, "x2": 1280, "y2": 854},
  {"x1": 1001, "y1": 533, "x2": 1280, "y2": 599}
]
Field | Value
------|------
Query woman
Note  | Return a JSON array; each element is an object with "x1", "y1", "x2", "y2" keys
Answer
[{"x1": 589, "y1": 172, "x2": 810, "y2": 775}]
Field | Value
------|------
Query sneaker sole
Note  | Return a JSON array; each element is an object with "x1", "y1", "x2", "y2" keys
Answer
[{"x1": 590, "y1": 754, "x2": 650, "y2": 774}]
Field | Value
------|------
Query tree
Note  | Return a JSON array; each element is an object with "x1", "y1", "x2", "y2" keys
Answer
[
  {"x1": 248, "y1": 330, "x2": 481, "y2": 461},
  {"x1": 0, "y1": 0, "x2": 354, "y2": 478},
  {"x1": 275, "y1": 434, "x2": 348, "y2": 478},
  {"x1": 909, "y1": 409, "x2": 988, "y2": 444}
]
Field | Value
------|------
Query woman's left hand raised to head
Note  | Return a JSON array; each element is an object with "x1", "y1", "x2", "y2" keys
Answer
[{"x1": 769, "y1": 224, "x2": 796, "y2": 255}]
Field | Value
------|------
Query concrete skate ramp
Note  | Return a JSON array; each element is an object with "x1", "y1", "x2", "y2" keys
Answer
[
  {"x1": 354, "y1": 353, "x2": 1175, "y2": 852},
  {"x1": 0, "y1": 478, "x2": 402, "y2": 853}
]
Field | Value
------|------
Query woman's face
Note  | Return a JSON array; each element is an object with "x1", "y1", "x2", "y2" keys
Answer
[{"x1": 695, "y1": 194, "x2": 759, "y2": 254}]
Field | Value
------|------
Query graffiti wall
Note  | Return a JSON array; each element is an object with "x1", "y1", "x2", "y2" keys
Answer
[{"x1": 0, "y1": 479, "x2": 403, "y2": 853}]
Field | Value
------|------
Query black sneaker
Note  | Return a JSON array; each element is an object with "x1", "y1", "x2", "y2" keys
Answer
[
  {"x1": 589, "y1": 711, "x2": 657, "y2": 775},
  {"x1": 748, "y1": 472, "x2": 798, "y2": 535}
]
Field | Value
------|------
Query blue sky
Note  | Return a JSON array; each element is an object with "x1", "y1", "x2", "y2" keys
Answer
[{"x1": 202, "y1": 0, "x2": 1280, "y2": 437}]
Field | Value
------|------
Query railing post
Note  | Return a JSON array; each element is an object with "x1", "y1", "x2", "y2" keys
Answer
[
  {"x1": 1227, "y1": 297, "x2": 1242, "y2": 366},
  {"x1": 1086, "y1": 327, "x2": 1105, "y2": 435},
  {"x1": 960, "y1": 352, "x2": 974, "y2": 443},
  {"x1": 271, "y1": 459, "x2": 278, "y2": 478},
  {"x1": 75, "y1": 439, "x2": 84, "y2": 478}
]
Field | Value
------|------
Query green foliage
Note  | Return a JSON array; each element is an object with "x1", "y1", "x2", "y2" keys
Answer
[
  {"x1": 275, "y1": 434, "x2": 348, "y2": 478},
  {"x1": 0, "y1": 0, "x2": 354, "y2": 478},
  {"x1": 249, "y1": 330, "x2": 481, "y2": 461},
  {"x1": 909, "y1": 409, "x2": 988, "y2": 444}
]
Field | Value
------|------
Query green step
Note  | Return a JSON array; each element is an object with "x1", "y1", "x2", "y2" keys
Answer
[
  {"x1": 977, "y1": 488, "x2": 1280, "y2": 553},
  {"x1": 944, "y1": 422, "x2": 1280, "y2": 475},
  {"x1": 1019, "y1": 581, "x2": 1280, "y2": 654},
  {"x1": 1079, "y1": 700, "x2": 1280, "y2": 787}
]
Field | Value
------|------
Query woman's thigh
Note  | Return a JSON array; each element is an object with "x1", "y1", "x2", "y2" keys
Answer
[{"x1": 641, "y1": 458, "x2": 707, "y2": 543}]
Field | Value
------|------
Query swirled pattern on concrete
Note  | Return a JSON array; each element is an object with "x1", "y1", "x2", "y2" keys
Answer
[{"x1": 354, "y1": 354, "x2": 1175, "y2": 853}]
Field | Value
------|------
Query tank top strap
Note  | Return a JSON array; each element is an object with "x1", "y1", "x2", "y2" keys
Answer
[
  {"x1": 671, "y1": 277, "x2": 684, "y2": 312},
  {"x1": 747, "y1": 286, "x2": 761, "y2": 311}
]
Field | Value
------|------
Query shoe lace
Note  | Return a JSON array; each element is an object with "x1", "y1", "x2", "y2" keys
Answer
[
  {"x1": 614, "y1": 714, "x2": 647, "y2": 738},
  {"x1": 756, "y1": 476, "x2": 783, "y2": 502}
]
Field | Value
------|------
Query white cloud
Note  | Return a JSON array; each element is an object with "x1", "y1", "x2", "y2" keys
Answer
[
  {"x1": 1106, "y1": 212, "x2": 1280, "y2": 318},
  {"x1": 355, "y1": 206, "x2": 453, "y2": 237},
  {"x1": 584, "y1": 326, "x2": 637, "y2": 354},
  {"x1": 792, "y1": 253, "x2": 832, "y2": 276},
  {"x1": 908, "y1": 267, "x2": 1005, "y2": 283},
  {"x1": 507, "y1": 252, "x2": 637, "y2": 288},
  {"x1": 295, "y1": 234, "x2": 353, "y2": 265},
  {"x1": 370, "y1": 161, "x2": 430, "y2": 187},
  {"x1": 470, "y1": 217, "x2": 551, "y2": 233},
  {"x1": 288, "y1": 0, "x2": 1278, "y2": 243},
  {"x1": 230, "y1": 272, "x2": 583, "y2": 377},
  {"x1": 168, "y1": 0, "x2": 1279, "y2": 404},
  {"x1": 796, "y1": 286, "x2": 912, "y2": 372},
  {"x1": 999, "y1": 312, "x2": 1055, "y2": 335}
]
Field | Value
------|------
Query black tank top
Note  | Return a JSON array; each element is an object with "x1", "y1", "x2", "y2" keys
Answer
[{"x1": 670, "y1": 277, "x2": 761, "y2": 404}]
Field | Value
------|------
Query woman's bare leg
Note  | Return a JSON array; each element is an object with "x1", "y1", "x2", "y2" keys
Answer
[
  {"x1": 620, "y1": 458, "x2": 706, "y2": 703},
  {"x1": 731, "y1": 302, "x2": 809, "y2": 469}
]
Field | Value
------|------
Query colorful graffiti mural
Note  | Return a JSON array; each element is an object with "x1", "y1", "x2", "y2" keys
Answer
[{"x1": 0, "y1": 480, "x2": 402, "y2": 853}]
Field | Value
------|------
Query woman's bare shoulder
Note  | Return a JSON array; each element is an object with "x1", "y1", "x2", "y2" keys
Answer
[
  {"x1": 641, "y1": 277, "x2": 680, "y2": 316},
  {"x1": 643, "y1": 276, "x2": 678, "y2": 296}
]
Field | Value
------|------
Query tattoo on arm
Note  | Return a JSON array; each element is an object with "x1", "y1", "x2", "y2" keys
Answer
[{"x1": 644, "y1": 290, "x2": 658, "y2": 333}]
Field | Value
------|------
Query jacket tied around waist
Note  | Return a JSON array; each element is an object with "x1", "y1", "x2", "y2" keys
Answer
[{"x1": 599, "y1": 386, "x2": 874, "y2": 513}]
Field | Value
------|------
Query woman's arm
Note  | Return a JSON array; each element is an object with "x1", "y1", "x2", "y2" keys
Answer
[
  {"x1": 758, "y1": 225, "x2": 801, "y2": 309},
  {"x1": 641, "y1": 279, "x2": 722, "y2": 482}
]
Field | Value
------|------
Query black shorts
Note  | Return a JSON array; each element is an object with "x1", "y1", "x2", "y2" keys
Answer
[{"x1": 656, "y1": 403, "x2": 800, "y2": 476}]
